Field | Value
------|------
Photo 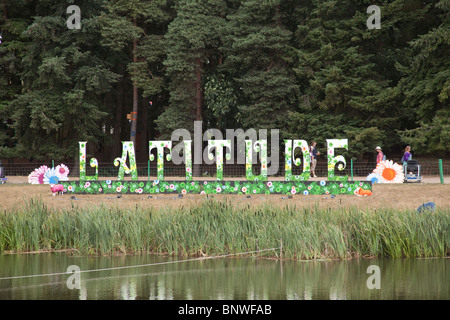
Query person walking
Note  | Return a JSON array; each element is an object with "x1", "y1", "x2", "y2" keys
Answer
[
  {"x1": 401, "y1": 146, "x2": 412, "y2": 165},
  {"x1": 375, "y1": 146, "x2": 384, "y2": 164},
  {"x1": 310, "y1": 141, "x2": 319, "y2": 177}
]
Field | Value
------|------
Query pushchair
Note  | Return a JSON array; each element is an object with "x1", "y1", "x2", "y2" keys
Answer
[
  {"x1": 0, "y1": 161, "x2": 6, "y2": 184},
  {"x1": 403, "y1": 160, "x2": 421, "y2": 183}
]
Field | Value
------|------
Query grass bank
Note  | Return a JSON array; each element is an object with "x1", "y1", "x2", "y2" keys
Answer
[{"x1": 0, "y1": 199, "x2": 449, "y2": 259}]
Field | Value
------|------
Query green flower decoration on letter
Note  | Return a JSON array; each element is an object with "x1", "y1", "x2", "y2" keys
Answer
[
  {"x1": 149, "y1": 141, "x2": 172, "y2": 181},
  {"x1": 114, "y1": 141, "x2": 138, "y2": 180},
  {"x1": 284, "y1": 140, "x2": 310, "y2": 181},
  {"x1": 183, "y1": 140, "x2": 193, "y2": 181},
  {"x1": 326, "y1": 139, "x2": 348, "y2": 181},
  {"x1": 79, "y1": 141, "x2": 98, "y2": 181},
  {"x1": 208, "y1": 140, "x2": 231, "y2": 180},
  {"x1": 245, "y1": 140, "x2": 268, "y2": 181},
  {"x1": 61, "y1": 179, "x2": 372, "y2": 195}
]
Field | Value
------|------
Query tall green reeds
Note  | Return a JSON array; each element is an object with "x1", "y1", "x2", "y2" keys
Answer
[{"x1": 0, "y1": 199, "x2": 449, "y2": 259}]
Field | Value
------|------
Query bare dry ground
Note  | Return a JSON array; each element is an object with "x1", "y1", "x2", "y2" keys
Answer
[{"x1": 1, "y1": 176, "x2": 449, "y2": 212}]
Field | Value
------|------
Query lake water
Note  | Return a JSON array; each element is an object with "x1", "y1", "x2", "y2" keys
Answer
[{"x1": 0, "y1": 253, "x2": 448, "y2": 300}]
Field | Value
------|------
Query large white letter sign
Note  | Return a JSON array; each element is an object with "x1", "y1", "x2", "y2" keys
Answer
[
  {"x1": 79, "y1": 142, "x2": 98, "y2": 181},
  {"x1": 326, "y1": 139, "x2": 348, "y2": 181},
  {"x1": 149, "y1": 141, "x2": 172, "y2": 181},
  {"x1": 208, "y1": 140, "x2": 231, "y2": 180},
  {"x1": 284, "y1": 140, "x2": 311, "y2": 181}
]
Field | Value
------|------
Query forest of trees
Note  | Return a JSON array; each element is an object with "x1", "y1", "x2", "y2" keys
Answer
[{"x1": 0, "y1": 0, "x2": 448, "y2": 164}]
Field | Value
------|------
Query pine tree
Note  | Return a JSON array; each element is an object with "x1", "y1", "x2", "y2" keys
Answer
[
  {"x1": 6, "y1": 0, "x2": 119, "y2": 160},
  {"x1": 156, "y1": 0, "x2": 227, "y2": 137},
  {"x1": 99, "y1": 0, "x2": 171, "y2": 159},
  {"x1": 1, "y1": 0, "x2": 447, "y2": 163},
  {"x1": 0, "y1": 0, "x2": 33, "y2": 157},
  {"x1": 290, "y1": 0, "x2": 434, "y2": 158},
  {"x1": 221, "y1": 0, "x2": 299, "y2": 132},
  {"x1": 397, "y1": 0, "x2": 449, "y2": 154}
]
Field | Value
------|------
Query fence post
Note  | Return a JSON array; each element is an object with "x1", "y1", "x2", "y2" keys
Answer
[
  {"x1": 439, "y1": 159, "x2": 444, "y2": 184},
  {"x1": 351, "y1": 158, "x2": 354, "y2": 182},
  {"x1": 148, "y1": 159, "x2": 150, "y2": 181}
]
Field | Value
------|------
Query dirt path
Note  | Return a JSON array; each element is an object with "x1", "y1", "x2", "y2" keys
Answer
[
  {"x1": 4, "y1": 175, "x2": 449, "y2": 184},
  {"x1": 1, "y1": 177, "x2": 449, "y2": 212}
]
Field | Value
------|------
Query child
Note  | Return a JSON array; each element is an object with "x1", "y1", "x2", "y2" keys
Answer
[
  {"x1": 401, "y1": 146, "x2": 412, "y2": 165},
  {"x1": 310, "y1": 141, "x2": 320, "y2": 177}
]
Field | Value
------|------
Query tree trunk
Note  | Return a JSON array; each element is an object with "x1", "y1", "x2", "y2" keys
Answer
[
  {"x1": 193, "y1": 58, "x2": 203, "y2": 177},
  {"x1": 195, "y1": 58, "x2": 202, "y2": 121},
  {"x1": 130, "y1": 18, "x2": 139, "y2": 145},
  {"x1": 73, "y1": 149, "x2": 79, "y2": 177},
  {"x1": 104, "y1": 92, "x2": 113, "y2": 161},
  {"x1": 113, "y1": 66, "x2": 125, "y2": 157},
  {"x1": 140, "y1": 97, "x2": 149, "y2": 162},
  {"x1": 2, "y1": 1, "x2": 8, "y2": 20}
]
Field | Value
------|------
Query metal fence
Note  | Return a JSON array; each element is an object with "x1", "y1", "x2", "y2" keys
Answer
[{"x1": 2, "y1": 159, "x2": 448, "y2": 178}]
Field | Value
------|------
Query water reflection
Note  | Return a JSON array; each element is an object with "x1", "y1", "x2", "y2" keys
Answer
[{"x1": 0, "y1": 254, "x2": 448, "y2": 300}]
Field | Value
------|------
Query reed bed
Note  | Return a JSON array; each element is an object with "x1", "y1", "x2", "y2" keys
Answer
[{"x1": 0, "y1": 198, "x2": 449, "y2": 260}]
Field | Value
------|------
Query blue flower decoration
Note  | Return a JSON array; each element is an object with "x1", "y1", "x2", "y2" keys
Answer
[
  {"x1": 43, "y1": 168, "x2": 60, "y2": 184},
  {"x1": 366, "y1": 173, "x2": 382, "y2": 184}
]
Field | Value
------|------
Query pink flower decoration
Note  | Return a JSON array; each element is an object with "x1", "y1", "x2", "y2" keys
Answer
[{"x1": 28, "y1": 165, "x2": 49, "y2": 184}]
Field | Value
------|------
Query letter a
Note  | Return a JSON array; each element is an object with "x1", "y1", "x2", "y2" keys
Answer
[
  {"x1": 67, "y1": 5, "x2": 81, "y2": 30},
  {"x1": 366, "y1": 265, "x2": 381, "y2": 289},
  {"x1": 367, "y1": 5, "x2": 381, "y2": 29},
  {"x1": 66, "y1": 265, "x2": 81, "y2": 290},
  {"x1": 114, "y1": 141, "x2": 138, "y2": 180}
]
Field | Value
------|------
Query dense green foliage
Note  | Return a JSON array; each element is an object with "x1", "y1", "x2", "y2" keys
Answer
[
  {"x1": 1, "y1": 199, "x2": 449, "y2": 259},
  {"x1": 0, "y1": 0, "x2": 448, "y2": 161}
]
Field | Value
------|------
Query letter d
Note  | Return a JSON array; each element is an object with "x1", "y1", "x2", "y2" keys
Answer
[{"x1": 67, "y1": 265, "x2": 81, "y2": 290}]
